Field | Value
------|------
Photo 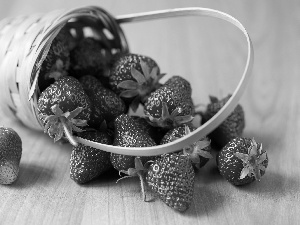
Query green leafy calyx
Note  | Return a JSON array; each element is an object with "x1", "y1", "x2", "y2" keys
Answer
[
  {"x1": 180, "y1": 125, "x2": 212, "y2": 167},
  {"x1": 145, "y1": 102, "x2": 194, "y2": 129},
  {"x1": 40, "y1": 104, "x2": 87, "y2": 146},
  {"x1": 118, "y1": 60, "x2": 165, "y2": 112},
  {"x1": 234, "y1": 138, "x2": 267, "y2": 181}
]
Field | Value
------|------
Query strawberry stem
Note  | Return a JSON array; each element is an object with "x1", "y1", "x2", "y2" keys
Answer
[
  {"x1": 137, "y1": 171, "x2": 146, "y2": 202},
  {"x1": 60, "y1": 118, "x2": 78, "y2": 146},
  {"x1": 116, "y1": 157, "x2": 149, "y2": 201}
]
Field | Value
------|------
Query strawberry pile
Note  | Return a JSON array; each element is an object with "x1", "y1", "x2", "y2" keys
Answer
[{"x1": 33, "y1": 28, "x2": 269, "y2": 212}]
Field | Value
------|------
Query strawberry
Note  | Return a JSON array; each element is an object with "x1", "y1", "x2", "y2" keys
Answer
[
  {"x1": 109, "y1": 53, "x2": 164, "y2": 111},
  {"x1": 70, "y1": 131, "x2": 112, "y2": 184},
  {"x1": 110, "y1": 114, "x2": 156, "y2": 172},
  {"x1": 217, "y1": 137, "x2": 268, "y2": 186},
  {"x1": 163, "y1": 75, "x2": 192, "y2": 96},
  {"x1": 131, "y1": 116, "x2": 168, "y2": 145},
  {"x1": 144, "y1": 76, "x2": 194, "y2": 129},
  {"x1": 37, "y1": 27, "x2": 71, "y2": 92},
  {"x1": 146, "y1": 153, "x2": 195, "y2": 212},
  {"x1": 200, "y1": 95, "x2": 245, "y2": 148},
  {"x1": 79, "y1": 75, "x2": 127, "y2": 128},
  {"x1": 70, "y1": 37, "x2": 112, "y2": 79},
  {"x1": 79, "y1": 74, "x2": 104, "y2": 91},
  {"x1": 0, "y1": 127, "x2": 22, "y2": 184},
  {"x1": 37, "y1": 76, "x2": 91, "y2": 146},
  {"x1": 160, "y1": 124, "x2": 212, "y2": 169},
  {"x1": 60, "y1": 27, "x2": 77, "y2": 51}
]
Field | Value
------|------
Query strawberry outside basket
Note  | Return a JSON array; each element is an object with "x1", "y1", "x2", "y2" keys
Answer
[{"x1": 0, "y1": 6, "x2": 254, "y2": 156}]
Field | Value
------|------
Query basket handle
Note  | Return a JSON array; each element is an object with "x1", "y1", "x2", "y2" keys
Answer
[{"x1": 77, "y1": 7, "x2": 254, "y2": 156}]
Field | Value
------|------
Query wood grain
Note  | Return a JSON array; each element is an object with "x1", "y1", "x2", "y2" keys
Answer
[{"x1": 0, "y1": 0, "x2": 299, "y2": 224}]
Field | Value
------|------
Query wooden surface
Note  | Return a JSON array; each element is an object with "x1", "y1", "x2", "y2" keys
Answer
[{"x1": 0, "y1": 0, "x2": 299, "y2": 224}]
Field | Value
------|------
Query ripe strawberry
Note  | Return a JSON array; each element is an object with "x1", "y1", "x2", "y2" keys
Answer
[
  {"x1": 201, "y1": 95, "x2": 245, "y2": 148},
  {"x1": 0, "y1": 127, "x2": 22, "y2": 184},
  {"x1": 160, "y1": 124, "x2": 212, "y2": 169},
  {"x1": 70, "y1": 131, "x2": 112, "y2": 184},
  {"x1": 70, "y1": 37, "x2": 112, "y2": 79},
  {"x1": 217, "y1": 137, "x2": 268, "y2": 186},
  {"x1": 37, "y1": 76, "x2": 91, "y2": 145},
  {"x1": 146, "y1": 153, "x2": 195, "y2": 212},
  {"x1": 163, "y1": 75, "x2": 192, "y2": 97},
  {"x1": 37, "y1": 27, "x2": 71, "y2": 92},
  {"x1": 79, "y1": 75, "x2": 127, "y2": 128},
  {"x1": 110, "y1": 114, "x2": 156, "y2": 171},
  {"x1": 79, "y1": 74, "x2": 104, "y2": 91},
  {"x1": 58, "y1": 26, "x2": 78, "y2": 51},
  {"x1": 131, "y1": 116, "x2": 168, "y2": 145},
  {"x1": 144, "y1": 76, "x2": 194, "y2": 129},
  {"x1": 159, "y1": 123, "x2": 194, "y2": 144},
  {"x1": 109, "y1": 53, "x2": 164, "y2": 111}
]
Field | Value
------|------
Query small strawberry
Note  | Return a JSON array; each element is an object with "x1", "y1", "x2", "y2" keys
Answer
[
  {"x1": 79, "y1": 75, "x2": 127, "y2": 128},
  {"x1": 217, "y1": 137, "x2": 268, "y2": 186},
  {"x1": 144, "y1": 76, "x2": 194, "y2": 129},
  {"x1": 70, "y1": 37, "x2": 112, "y2": 78},
  {"x1": 200, "y1": 95, "x2": 245, "y2": 148},
  {"x1": 146, "y1": 153, "x2": 195, "y2": 212},
  {"x1": 0, "y1": 127, "x2": 22, "y2": 184},
  {"x1": 110, "y1": 114, "x2": 156, "y2": 172},
  {"x1": 160, "y1": 124, "x2": 212, "y2": 169},
  {"x1": 70, "y1": 131, "x2": 112, "y2": 184},
  {"x1": 109, "y1": 53, "x2": 164, "y2": 111},
  {"x1": 37, "y1": 76, "x2": 92, "y2": 146},
  {"x1": 37, "y1": 27, "x2": 71, "y2": 92}
]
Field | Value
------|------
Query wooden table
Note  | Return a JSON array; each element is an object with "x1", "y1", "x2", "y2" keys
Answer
[{"x1": 0, "y1": 0, "x2": 299, "y2": 224}]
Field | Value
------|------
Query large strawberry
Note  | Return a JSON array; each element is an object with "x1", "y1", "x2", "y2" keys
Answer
[
  {"x1": 70, "y1": 131, "x2": 112, "y2": 184},
  {"x1": 0, "y1": 127, "x2": 22, "y2": 184},
  {"x1": 217, "y1": 137, "x2": 268, "y2": 186},
  {"x1": 160, "y1": 124, "x2": 212, "y2": 169},
  {"x1": 79, "y1": 75, "x2": 127, "y2": 128},
  {"x1": 200, "y1": 95, "x2": 245, "y2": 148},
  {"x1": 37, "y1": 76, "x2": 91, "y2": 146},
  {"x1": 70, "y1": 37, "x2": 112, "y2": 79},
  {"x1": 110, "y1": 114, "x2": 156, "y2": 172},
  {"x1": 144, "y1": 76, "x2": 194, "y2": 129},
  {"x1": 37, "y1": 27, "x2": 72, "y2": 92},
  {"x1": 109, "y1": 53, "x2": 164, "y2": 111},
  {"x1": 146, "y1": 153, "x2": 195, "y2": 212}
]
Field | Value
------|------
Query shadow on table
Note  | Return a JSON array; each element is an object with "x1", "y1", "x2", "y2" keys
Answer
[
  {"x1": 236, "y1": 170, "x2": 299, "y2": 199},
  {"x1": 185, "y1": 185, "x2": 226, "y2": 217},
  {"x1": 9, "y1": 163, "x2": 54, "y2": 189},
  {"x1": 85, "y1": 168, "x2": 121, "y2": 186}
]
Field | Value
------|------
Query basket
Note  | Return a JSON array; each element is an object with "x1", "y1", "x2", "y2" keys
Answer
[{"x1": 0, "y1": 6, "x2": 253, "y2": 156}]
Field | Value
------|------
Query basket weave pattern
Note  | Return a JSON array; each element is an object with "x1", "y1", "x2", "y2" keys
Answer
[{"x1": 0, "y1": 6, "x2": 128, "y2": 130}]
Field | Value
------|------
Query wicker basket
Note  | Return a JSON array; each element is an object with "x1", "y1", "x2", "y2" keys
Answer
[{"x1": 0, "y1": 6, "x2": 253, "y2": 156}]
